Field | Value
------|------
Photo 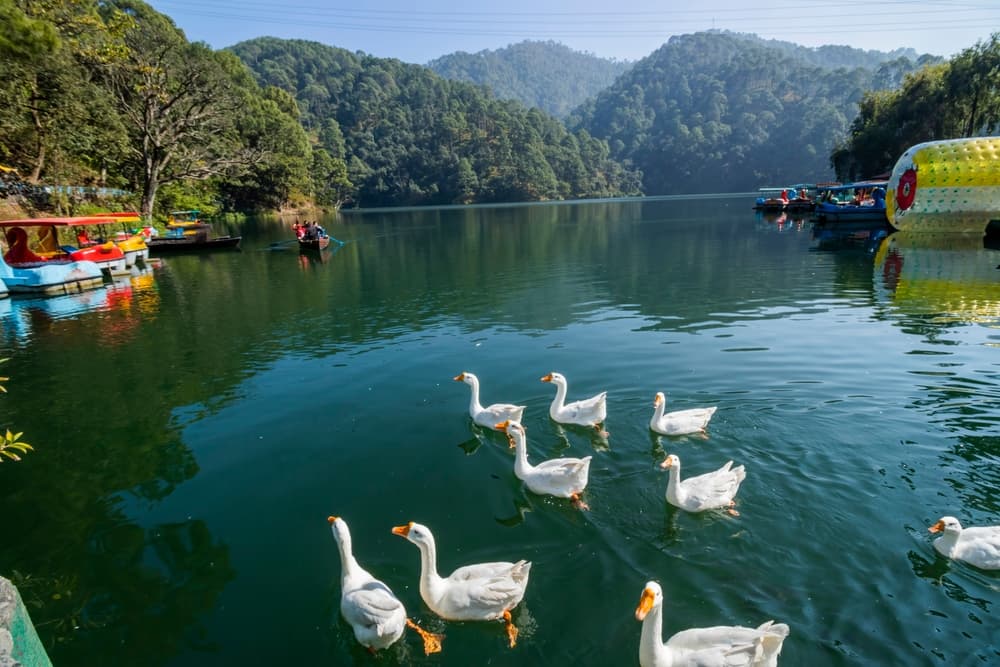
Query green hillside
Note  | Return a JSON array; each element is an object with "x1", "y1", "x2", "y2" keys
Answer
[
  {"x1": 568, "y1": 31, "x2": 930, "y2": 193},
  {"x1": 427, "y1": 40, "x2": 632, "y2": 118},
  {"x1": 231, "y1": 37, "x2": 641, "y2": 207}
]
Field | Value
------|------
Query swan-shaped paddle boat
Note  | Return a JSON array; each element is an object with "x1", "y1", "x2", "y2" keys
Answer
[
  {"x1": 660, "y1": 454, "x2": 745, "y2": 515},
  {"x1": 649, "y1": 392, "x2": 717, "y2": 436},
  {"x1": 540, "y1": 371, "x2": 607, "y2": 432},
  {"x1": 928, "y1": 516, "x2": 1000, "y2": 570},
  {"x1": 497, "y1": 419, "x2": 591, "y2": 509},
  {"x1": 454, "y1": 371, "x2": 525, "y2": 430},
  {"x1": 328, "y1": 516, "x2": 441, "y2": 654},
  {"x1": 392, "y1": 521, "x2": 531, "y2": 647},
  {"x1": 636, "y1": 581, "x2": 789, "y2": 667}
]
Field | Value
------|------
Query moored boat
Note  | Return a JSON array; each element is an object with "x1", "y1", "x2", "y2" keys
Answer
[
  {"x1": 0, "y1": 217, "x2": 128, "y2": 275},
  {"x1": 150, "y1": 212, "x2": 240, "y2": 253},
  {"x1": 754, "y1": 184, "x2": 815, "y2": 212},
  {"x1": 78, "y1": 212, "x2": 149, "y2": 267},
  {"x1": 146, "y1": 233, "x2": 242, "y2": 253},
  {"x1": 166, "y1": 210, "x2": 211, "y2": 236},
  {"x1": 0, "y1": 242, "x2": 104, "y2": 295},
  {"x1": 813, "y1": 181, "x2": 888, "y2": 223}
]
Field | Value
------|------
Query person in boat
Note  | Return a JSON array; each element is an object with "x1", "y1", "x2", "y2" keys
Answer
[
  {"x1": 314, "y1": 222, "x2": 327, "y2": 238},
  {"x1": 871, "y1": 187, "x2": 886, "y2": 210},
  {"x1": 294, "y1": 221, "x2": 305, "y2": 239}
]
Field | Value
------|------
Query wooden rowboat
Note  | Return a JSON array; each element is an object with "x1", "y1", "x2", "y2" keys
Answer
[{"x1": 298, "y1": 236, "x2": 330, "y2": 251}]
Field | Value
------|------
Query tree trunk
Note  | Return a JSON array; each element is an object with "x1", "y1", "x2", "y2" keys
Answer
[
  {"x1": 28, "y1": 74, "x2": 45, "y2": 184},
  {"x1": 965, "y1": 89, "x2": 979, "y2": 137},
  {"x1": 141, "y1": 172, "x2": 159, "y2": 220},
  {"x1": 29, "y1": 143, "x2": 44, "y2": 185}
]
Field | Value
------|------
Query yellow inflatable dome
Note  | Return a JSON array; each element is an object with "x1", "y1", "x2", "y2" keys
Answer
[{"x1": 886, "y1": 137, "x2": 1000, "y2": 233}]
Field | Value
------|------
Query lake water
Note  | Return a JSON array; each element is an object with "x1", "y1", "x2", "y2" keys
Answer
[{"x1": 0, "y1": 197, "x2": 998, "y2": 666}]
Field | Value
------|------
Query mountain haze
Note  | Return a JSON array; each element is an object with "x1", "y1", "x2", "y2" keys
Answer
[{"x1": 427, "y1": 40, "x2": 633, "y2": 118}]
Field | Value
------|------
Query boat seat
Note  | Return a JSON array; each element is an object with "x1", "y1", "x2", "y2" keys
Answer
[{"x1": 4, "y1": 227, "x2": 46, "y2": 264}]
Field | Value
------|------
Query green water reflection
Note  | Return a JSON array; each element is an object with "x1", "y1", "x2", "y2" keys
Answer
[{"x1": 0, "y1": 198, "x2": 998, "y2": 665}]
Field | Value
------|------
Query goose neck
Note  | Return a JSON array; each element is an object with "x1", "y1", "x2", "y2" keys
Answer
[
  {"x1": 512, "y1": 432, "x2": 533, "y2": 479},
  {"x1": 639, "y1": 602, "x2": 666, "y2": 666}
]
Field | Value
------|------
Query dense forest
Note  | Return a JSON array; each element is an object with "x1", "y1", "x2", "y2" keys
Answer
[
  {"x1": 0, "y1": 1, "x2": 639, "y2": 216},
  {"x1": 831, "y1": 34, "x2": 1000, "y2": 181},
  {"x1": 427, "y1": 40, "x2": 633, "y2": 118},
  {"x1": 736, "y1": 33, "x2": 929, "y2": 72},
  {"x1": 1, "y1": 0, "x2": 990, "y2": 215},
  {"x1": 567, "y1": 31, "x2": 932, "y2": 194},
  {"x1": 0, "y1": 0, "x2": 328, "y2": 218},
  {"x1": 230, "y1": 38, "x2": 641, "y2": 207}
]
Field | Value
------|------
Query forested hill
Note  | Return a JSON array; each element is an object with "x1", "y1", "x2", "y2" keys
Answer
[
  {"x1": 567, "y1": 31, "x2": 929, "y2": 194},
  {"x1": 427, "y1": 40, "x2": 633, "y2": 118},
  {"x1": 231, "y1": 38, "x2": 641, "y2": 207},
  {"x1": 728, "y1": 32, "x2": 931, "y2": 71}
]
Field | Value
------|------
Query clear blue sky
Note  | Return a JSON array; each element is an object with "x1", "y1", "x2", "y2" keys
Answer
[{"x1": 147, "y1": 0, "x2": 999, "y2": 63}]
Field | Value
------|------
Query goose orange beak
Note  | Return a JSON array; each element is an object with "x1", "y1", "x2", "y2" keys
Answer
[
  {"x1": 392, "y1": 523, "x2": 412, "y2": 537},
  {"x1": 327, "y1": 515, "x2": 339, "y2": 524},
  {"x1": 541, "y1": 373, "x2": 553, "y2": 382},
  {"x1": 453, "y1": 373, "x2": 465, "y2": 381},
  {"x1": 928, "y1": 520, "x2": 944, "y2": 534},
  {"x1": 653, "y1": 394, "x2": 662, "y2": 406},
  {"x1": 495, "y1": 419, "x2": 511, "y2": 431},
  {"x1": 635, "y1": 587, "x2": 655, "y2": 621},
  {"x1": 659, "y1": 457, "x2": 673, "y2": 469}
]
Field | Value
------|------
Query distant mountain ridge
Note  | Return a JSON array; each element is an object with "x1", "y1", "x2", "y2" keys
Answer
[
  {"x1": 568, "y1": 31, "x2": 934, "y2": 194},
  {"x1": 722, "y1": 31, "x2": 927, "y2": 70},
  {"x1": 427, "y1": 40, "x2": 632, "y2": 118}
]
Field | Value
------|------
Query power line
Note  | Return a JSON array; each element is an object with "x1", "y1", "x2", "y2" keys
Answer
[
  {"x1": 153, "y1": 0, "x2": 997, "y2": 18},
  {"x1": 149, "y1": 4, "x2": 1000, "y2": 39}
]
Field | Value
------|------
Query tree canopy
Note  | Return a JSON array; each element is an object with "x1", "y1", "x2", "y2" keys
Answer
[
  {"x1": 0, "y1": 3, "x2": 964, "y2": 213},
  {"x1": 567, "y1": 31, "x2": 931, "y2": 193},
  {"x1": 230, "y1": 37, "x2": 641, "y2": 207},
  {"x1": 831, "y1": 33, "x2": 1000, "y2": 181}
]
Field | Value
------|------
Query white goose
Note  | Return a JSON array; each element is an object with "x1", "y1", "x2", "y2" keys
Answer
[
  {"x1": 540, "y1": 371, "x2": 607, "y2": 432},
  {"x1": 327, "y1": 516, "x2": 441, "y2": 654},
  {"x1": 660, "y1": 454, "x2": 745, "y2": 515},
  {"x1": 928, "y1": 516, "x2": 1000, "y2": 570},
  {"x1": 498, "y1": 419, "x2": 592, "y2": 509},
  {"x1": 636, "y1": 581, "x2": 789, "y2": 667},
  {"x1": 392, "y1": 521, "x2": 531, "y2": 647},
  {"x1": 649, "y1": 392, "x2": 717, "y2": 436},
  {"x1": 454, "y1": 372, "x2": 525, "y2": 430}
]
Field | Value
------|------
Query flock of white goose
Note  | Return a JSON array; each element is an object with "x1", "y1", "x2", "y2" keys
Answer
[{"x1": 328, "y1": 371, "x2": 1000, "y2": 666}]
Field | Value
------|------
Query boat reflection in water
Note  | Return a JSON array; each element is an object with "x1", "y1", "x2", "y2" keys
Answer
[
  {"x1": 297, "y1": 240, "x2": 344, "y2": 271},
  {"x1": 811, "y1": 220, "x2": 890, "y2": 254},
  {"x1": 874, "y1": 231, "x2": 1000, "y2": 323},
  {"x1": 754, "y1": 209, "x2": 807, "y2": 232},
  {"x1": 0, "y1": 264, "x2": 161, "y2": 343}
]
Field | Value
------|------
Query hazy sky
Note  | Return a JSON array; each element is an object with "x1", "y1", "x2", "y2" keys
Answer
[{"x1": 147, "y1": 0, "x2": 999, "y2": 63}]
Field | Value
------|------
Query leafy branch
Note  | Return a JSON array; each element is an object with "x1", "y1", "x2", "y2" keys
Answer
[
  {"x1": 0, "y1": 358, "x2": 32, "y2": 462},
  {"x1": 0, "y1": 430, "x2": 33, "y2": 462}
]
